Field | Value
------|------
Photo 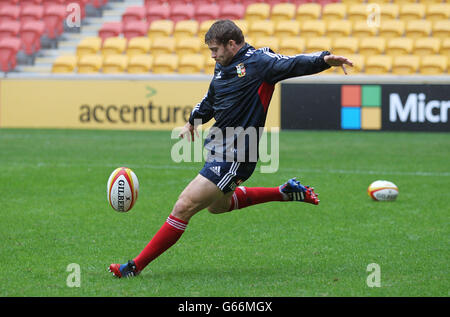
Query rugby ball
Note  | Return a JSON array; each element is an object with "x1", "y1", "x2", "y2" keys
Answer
[
  {"x1": 107, "y1": 167, "x2": 139, "y2": 212},
  {"x1": 368, "y1": 180, "x2": 398, "y2": 201}
]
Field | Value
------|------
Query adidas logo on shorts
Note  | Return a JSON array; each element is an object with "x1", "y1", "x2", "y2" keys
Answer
[{"x1": 209, "y1": 166, "x2": 221, "y2": 176}]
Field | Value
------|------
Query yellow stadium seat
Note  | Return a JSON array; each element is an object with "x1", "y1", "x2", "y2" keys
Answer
[
  {"x1": 359, "y1": 37, "x2": 386, "y2": 56},
  {"x1": 379, "y1": 4, "x2": 399, "y2": 20},
  {"x1": 102, "y1": 54, "x2": 128, "y2": 74},
  {"x1": 386, "y1": 38, "x2": 413, "y2": 57},
  {"x1": 126, "y1": 37, "x2": 151, "y2": 57},
  {"x1": 148, "y1": 20, "x2": 174, "y2": 40},
  {"x1": 270, "y1": 3, "x2": 296, "y2": 23},
  {"x1": 432, "y1": 20, "x2": 450, "y2": 40},
  {"x1": 76, "y1": 37, "x2": 101, "y2": 59},
  {"x1": 245, "y1": 3, "x2": 270, "y2": 22},
  {"x1": 347, "y1": 4, "x2": 368, "y2": 22},
  {"x1": 153, "y1": 54, "x2": 178, "y2": 74},
  {"x1": 178, "y1": 54, "x2": 205, "y2": 74},
  {"x1": 52, "y1": 55, "x2": 77, "y2": 73},
  {"x1": 365, "y1": 55, "x2": 392, "y2": 74},
  {"x1": 414, "y1": 37, "x2": 441, "y2": 56},
  {"x1": 279, "y1": 37, "x2": 305, "y2": 56},
  {"x1": 173, "y1": 20, "x2": 199, "y2": 40},
  {"x1": 335, "y1": 54, "x2": 364, "y2": 75},
  {"x1": 379, "y1": 20, "x2": 405, "y2": 39},
  {"x1": 204, "y1": 57, "x2": 216, "y2": 75},
  {"x1": 327, "y1": 20, "x2": 352, "y2": 39},
  {"x1": 426, "y1": 4, "x2": 450, "y2": 22},
  {"x1": 275, "y1": 20, "x2": 300, "y2": 39},
  {"x1": 254, "y1": 37, "x2": 279, "y2": 52},
  {"x1": 352, "y1": 20, "x2": 377, "y2": 38},
  {"x1": 332, "y1": 38, "x2": 359, "y2": 56},
  {"x1": 322, "y1": 3, "x2": 347, "y2": 21},
  {"x1": 176, "y1": 37, "x2": 202, "y2": 56},
  {"x1": 233, "y1": 20, "x2": 248, "y2": 36},
  {"x1": 392, "y1": 55, "x2": 420, "y2": 75},
  {"x1": 405, "y1": 20, "x2": 432, "y2": 39},
  {"x1": 440, "y1": 38, "x2": 450, "y2": 56},
  {"x1": 198, "y1": 20, "x2": 215, "y2": 40},
  {"x1": 127, "y1": 54, "x2": 153, "y2": 74},
  {"x1": 248, "y1": 20, "x2": 274, "y2": 38},
  {"x1": 419, "y1": 55, "x2": 448, "y2": 75},
  {"x1": 399, "y1": 4, "x2": 426, "y2": 22},
  {"x1": 296, "y1": 3, "x2": 321, "y2": 22},
  {"x1": 367, "y1": 0, "x2": 390, "y2": 3},
  {"x1": 395, "y1": 0, "x2": 418, "y2": 4},
  {"x1": 151, "y1": 37, "x2": 176, "y2": 58},
  {"x1": 102, "y1": 37, "x2": 127, "y2": 56},
  {"x1": 305, "y1": 37, "x2": 332, "y2": 54},
  {"x1": 77, "y1": 54, "x2": 103, "y2": 73},
  {"x1": 341, "y1": 0, "x2": 365, "y2": 4},
  {"x1": 300, "y1": 20, "x2": 326, "y2": 38}
]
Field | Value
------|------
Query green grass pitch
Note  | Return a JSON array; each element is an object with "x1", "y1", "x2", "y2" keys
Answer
[{"x1": 0, "y1": 128, "x2": 448, "y2": 297}]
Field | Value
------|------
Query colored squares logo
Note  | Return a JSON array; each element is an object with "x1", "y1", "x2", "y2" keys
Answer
[{"x1": 341, "y1": 85, "x2": 381, "y2": 130}]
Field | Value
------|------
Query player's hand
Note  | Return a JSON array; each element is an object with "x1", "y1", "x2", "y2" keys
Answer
[
  {"x1": 324, "y1": 54, "x2": 354, "y2": 75},
  {"x1": 179, "y1": 122, "x2": 199, "y2": 142}
]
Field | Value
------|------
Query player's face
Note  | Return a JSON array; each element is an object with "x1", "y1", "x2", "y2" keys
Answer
[{"x1": 208, "y1": 40, "x2": 235, "y2": 66}]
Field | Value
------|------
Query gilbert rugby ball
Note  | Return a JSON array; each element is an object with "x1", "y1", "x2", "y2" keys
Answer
[
  {"x1": 368, "y1": 180, "x2": 398, "y2": 201},
  {"x1": 107, "y1": 167, "x2": 139, "y2": 212}
]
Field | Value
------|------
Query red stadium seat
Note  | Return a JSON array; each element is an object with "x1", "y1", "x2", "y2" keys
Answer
[
  {"x1": 195, "y1": 4, "x2": 220, "y2": 23},
  {"x1": 90, "y1": 0, "x2": 109, "y2": 9},
  {"x1": 0, "y1": 0, "x2": 18, "y2": 9},
  {"x1": 0, "y1": 5, "x2": 20, "y2": 23},
  {"x1": 98, "y1": 22, "x2": 122, "y2": 44},
  {"x1": 0, "y1": 37, "x2": 21, "y2": 72},
  {"x1": 122, "y1": 6, "x2": 146, "y2": 26},
  {"x1": 43, "y1": 4, "x2": 66, "y2": 39},
  {"x1": 21, "y1": 20, "x2": 45, "y2": 55},
  {"x1": 219, "y1": 3, "x2": 245, "y2": 20},
  {"x1": 146, "y1": 4, "x2": 170, "y2": 23},
  {"x1": 20, "y1": 4, "x2": 45, "y2": 24},
  {"x1": 170, "y1": 4, "x2": 195, "y2": 23},
  {"x1": 0, "y1": 21, "x2": 20, "y2": 40},
  {"x1": 123, "y1": 20, "x2": 148, "y2": 41},
  {"x1": 42, "y1": 0, "x2": 65, "y2": 10},
  {"x1": 19, "y1": 0, "x2": 43, "y2": 6}
]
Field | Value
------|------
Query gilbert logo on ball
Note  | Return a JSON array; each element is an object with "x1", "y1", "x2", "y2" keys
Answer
[
  {"x1": 107, "y1": 167, "x2": 139, "y2": 212},
  {"x1": 368, "y1": 180, "x2": 398, "y2": 201}
]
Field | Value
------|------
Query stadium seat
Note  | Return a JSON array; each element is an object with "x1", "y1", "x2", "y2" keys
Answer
[
  {"x1": 122, "y1": 6, "x2": 146, "y2": 26},
  {"x1": 176, "y1": 37, "x2": 202, "y2": 56},
  {"x1": 378, "y1": 20, "x2": 405, "y2": 39},
  {"x1": 274, "y1": 20, "x2": 300, "y2": 39},
  {"x1": 326, "y1": 20, "x2": 352, "y2": 39},
  {"x1": 173, "y1": 20, "x2": 198, "y2": 40},
  {"x1": 76, "y1": 37, "x2": 102, "y2": 59},
  {"x1": 102, "y1": 37, "x2": 127, "y2": 56},
  {"x1": 245, "y1": 3, "x2": 270, "y2": 22},
  {"x1": 347, "y1": 4, "x2": 368, "y2": 22},
  {"x1": 300, "y1": 20, "x2": 326, "y2": 38},
  {"x1": 153, "y1": 53, "x2": 178, "y2": 74},
  {"x1": 441, "y1": 38, "x2": 450, "y2": 56},
  {"x1": 335, "y1": 54, "x2": 364, "y2": 75},
  {"x1": 0, "y1": 5, "x2": 20, "y2": 23},
  {"x1": 270, "y1": 3, "x2": 296, "y2": 23},
  {"x1": 248, "y1": 20, "x2": 274, "y2": 38},
  {"x1": 146, "y1": 4, "x2": 170, "y2": 23},
  {"x1": 419, "y1": 55, "x2": 448, "y2": 75},
  {"x1": 151, "y1": 37, "x2": 176, "y2": 58},
  {"x1": 170, "y1": 4, "x2": 195, "y2": 23},
  {"x1": 414, "y1": 37, "x2": 440, "y2": 57},
  {"x1": 178, "y1": 53, "x2": 205, "y2": 74},
  {"x1": 127, "y1": 54, "x2": 153, "y2": 74},
  {"x1": 233, "y1": 20, "x2": 248, "y2": 36},
  {"x1": 195, "y1": 3, "x2": 220, "y2": 23},
  {"x1": 254, "y1": 37, "x2": 279, "y2": 52},
  {"x1": 0, "y1": 37, "x2": 20, "y2": 72},
  {"x1": 219, "y1": 3, "x2": 245, "y2": 20},
  {"x1": 126, "y1": 36, "x2": 151, "y2": 57},
  {"x1": 98, "y1": 22, "x2": 123, "y2": 45},
  {"x1": 43, "y1": 4, "x2": 66, "y2": 39},
  {"x1": 365, "y1": 55, "x2": 392, "y2": 75},
  {"x1": 20, "y1": 21, "x2": 45, "y2": 56},
  {"x1": 305, "y1": 37, "x2": 332, "y2": 54},
  {"x1": 386, "y1": 37, "x2": 413, "y2": 57},
  {"x1": 426, "y1": 4, "x2": 450, "y2": 22},
  {"x1": 279, "y1": 37, "x2": 305, "y2": 56},
  {"x1": 399, "y1": 4, "x2": 426, "y2": 22},
  {"x1": 296, "y1": 3, "x2": 321, "y2": 21},
  {"x1": 332, "y1": 37, "x2": 359, "y2": 56},
  {"x1": 432, "y1": 20, "x2": 450, "y2": 40},
  {"x1": 392, "y1": 55, "x2": 419, "y2": 75},
  {"x1": 359, "y1": 37, "x2": 386, "y2": 56},
  {"x1": 352, "y1": 20, "x2": 377, "y2": 38},
  {"x1": 0, "y1": 21, "x2": 20, "y2": 40},
  {"x1": 102, "y1": 54, "x2": 128, "y2": 74},
  {"x1": 198, "y1": 20, "x2": 215, "y2": 41},
  {"x1": 77, "y1": 54, "x2": 103, "y2": 73},
  {"x1": 405, "y1": 20, "x2": 432, "y2": 39},
  {"x1": 51, "y1": 55, "x2": 77, "y2": 73},
  {"x1": 123, "y1": 20, "x2": 148, "y2": 41},
  {"x1": 322, "y1": 3, "x2": 347, "y2": 21},
  {"x1": 20, "y1": 4, "x2": 45, "y2": 24},
  {"x1": 148, "y1": 20, "x2": 174, "y2": 40},
  {"x1": 378, "y1": 4, "x2": 399, "y2": 20},
  {"x1": 204, "y1": 55, "x2": 215, "y2": 74}
]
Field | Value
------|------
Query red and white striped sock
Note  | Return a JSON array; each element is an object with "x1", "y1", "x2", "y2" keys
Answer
[
  {"x1": 229, "y1": 186, "x2": 288, "y2": 211},
  {"x1": 133, "y1": 214, "x2": 187, "y2": 271}
]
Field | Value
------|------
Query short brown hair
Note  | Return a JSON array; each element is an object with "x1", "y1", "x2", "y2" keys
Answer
[{"x1": 205, "y1": 20, "x2": 244, "y2": 46}]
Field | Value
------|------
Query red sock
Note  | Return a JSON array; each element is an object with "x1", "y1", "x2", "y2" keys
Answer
[
  {"x1": 133, "y1": 214, "x2": 187, "y2": 271},
  {"x1": 229, "y1": 186, "x2": 287, "y2": 211}
]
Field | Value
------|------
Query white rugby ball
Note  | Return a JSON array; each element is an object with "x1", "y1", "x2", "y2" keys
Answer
[
  {"x1": 368, "y1": 180, "x2": 398, "y2": 201},
  {"x1": 107, "y1": 167, "x2": 139, "y2": 212}
]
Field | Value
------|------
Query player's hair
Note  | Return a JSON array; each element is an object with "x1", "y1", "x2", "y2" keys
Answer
[{"x1": 205, "y1": 20, "x2": 244, "y2": 46}]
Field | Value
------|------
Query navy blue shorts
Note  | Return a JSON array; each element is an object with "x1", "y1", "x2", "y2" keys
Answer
[{"x1": 199, "y1": 161, "x2": 257, "y2": 193}]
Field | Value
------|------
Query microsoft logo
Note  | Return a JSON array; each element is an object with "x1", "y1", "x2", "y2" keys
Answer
[{"x1": 341, "y1": 85, "x2": 382, "y2": 130}]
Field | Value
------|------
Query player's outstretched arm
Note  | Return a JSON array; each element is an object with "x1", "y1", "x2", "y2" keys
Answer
[
  {"x1": 179, "y1": 121, "x2": 199, "y2": 142},
  {"x1": 324, "y1": 54, "x2": 354, "y2": 75}
]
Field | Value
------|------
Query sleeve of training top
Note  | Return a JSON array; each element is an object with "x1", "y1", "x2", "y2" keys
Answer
[
  {"x1": 258, "y1": 49, "x2": 332, "y2": 85},
  {"x1": 188, "y1": 81, "x2": 215, "y2": 126}
]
